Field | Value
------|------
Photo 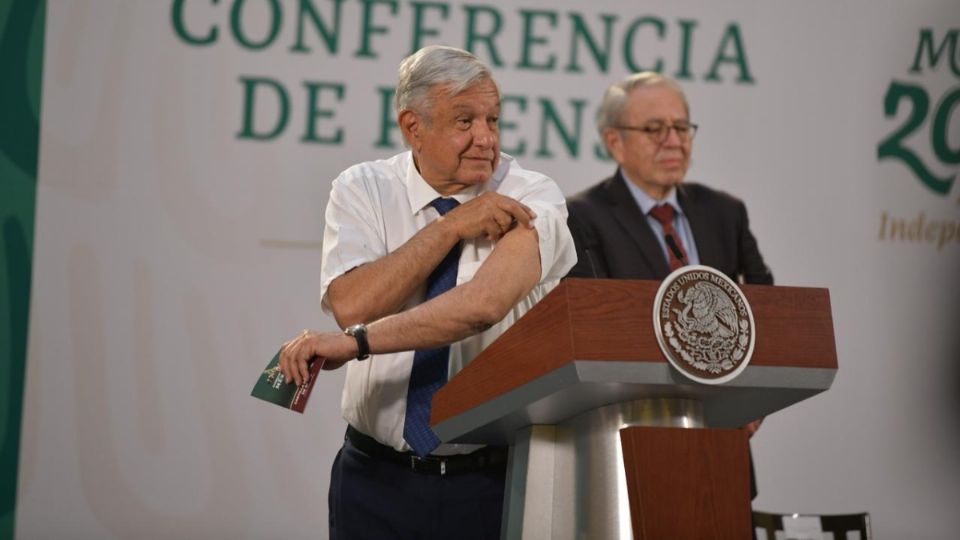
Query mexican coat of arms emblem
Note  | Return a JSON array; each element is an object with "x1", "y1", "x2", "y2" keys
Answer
[{"x1": 653, "y1": 265, "x2": 756, "y2": 385}]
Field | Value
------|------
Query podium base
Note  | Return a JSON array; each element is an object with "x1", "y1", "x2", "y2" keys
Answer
[
  {"x1": 501, "y1": 398, "x2": 705, "y2": 540},
  {"x1": 621, "y1": 426, "x2": 751, "y2": 539}
]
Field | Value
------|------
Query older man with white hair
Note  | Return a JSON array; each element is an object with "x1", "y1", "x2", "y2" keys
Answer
[
  {"x1": 567, "y1": 72, "x2": 772, "y2": 285},
  {"x1": 280, "y1": 46, "x2": 575, "y2": 538}
]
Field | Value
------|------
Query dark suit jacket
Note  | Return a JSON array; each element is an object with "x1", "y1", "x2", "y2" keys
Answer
[{"x1": 567, "y1": 170, "x2": 773, "y2": 285}]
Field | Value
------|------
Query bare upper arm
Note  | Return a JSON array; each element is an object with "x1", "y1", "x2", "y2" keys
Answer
[{"x1": 460, "y1": 225, "x2": 541, "y2": 322}]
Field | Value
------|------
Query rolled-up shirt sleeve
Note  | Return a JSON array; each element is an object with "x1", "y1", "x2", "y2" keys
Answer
[{"x1": 320, "y1": 172, "x2": 386, "y2": 314}]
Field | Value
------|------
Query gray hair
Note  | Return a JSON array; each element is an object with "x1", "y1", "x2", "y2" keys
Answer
[
  {"x1": 395, "y1": 45, "x2": 498, "y2": 119},
  {"x1": 595, "y1": 72, "x2": 689, "y2": 137}
]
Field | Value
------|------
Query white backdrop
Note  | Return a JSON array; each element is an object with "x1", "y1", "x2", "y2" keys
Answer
[{"x1": 18, "y1": 0, "x2": 960, "y2": 538}]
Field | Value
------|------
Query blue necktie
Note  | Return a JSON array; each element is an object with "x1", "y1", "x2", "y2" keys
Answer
[{"x1": 404, "y1": 197, "x2": 461, "y2": 456}]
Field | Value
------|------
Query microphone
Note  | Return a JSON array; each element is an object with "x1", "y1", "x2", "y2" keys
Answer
[
  {"x1": 583, "y1": 241, "x2": 600, "y2": 279},
  {"x1": 664, "y1": 233, "x2": 686, "y2": 264},
  {"x1": 569, "y1": 218, "x2": 601, "y2": 278}
]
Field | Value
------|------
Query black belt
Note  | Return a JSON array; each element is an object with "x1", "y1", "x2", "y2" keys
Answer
[{"x1": 345, "y1": 426, "x2": 508, "y2": 476}]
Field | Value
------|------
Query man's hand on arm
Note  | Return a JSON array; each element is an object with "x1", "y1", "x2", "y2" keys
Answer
[
  {"x1": 443, "y1": 192, "x2": 537, "y2": 242},
  {"x1": 326, "y1": 192, "x2": 536, "y2": 328}
]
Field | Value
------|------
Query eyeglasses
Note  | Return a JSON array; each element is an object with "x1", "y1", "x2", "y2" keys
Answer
[{"x1": 614, "y1": 121, "x2": 698, "y2": 143}]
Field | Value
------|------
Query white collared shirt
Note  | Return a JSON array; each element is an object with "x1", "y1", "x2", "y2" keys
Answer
[{"x1": 320, "y1": 151, "x2": 576, "y2": 453}]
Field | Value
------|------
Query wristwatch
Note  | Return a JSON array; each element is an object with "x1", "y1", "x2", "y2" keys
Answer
[{"x1": 344, "y1": 323, "x2": 370, "y2": 361}]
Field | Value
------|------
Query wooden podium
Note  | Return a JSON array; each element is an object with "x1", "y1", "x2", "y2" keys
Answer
[{"x1": 431, "y1": 278, "x2": 837, "y2": 539}]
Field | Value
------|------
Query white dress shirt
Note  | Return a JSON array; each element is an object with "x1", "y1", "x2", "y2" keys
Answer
[{"x1": 320, "y1": 151, "x2": 576, "y2": 453}]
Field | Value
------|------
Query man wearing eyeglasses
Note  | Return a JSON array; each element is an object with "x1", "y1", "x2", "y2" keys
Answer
[
  {"x1": 566, "y1": 72, "x2": 771, "y2": 499},
  {"x1": 566, "y1": 72, "x2": 773, "y2": 287},
  {"x1": 567, "y1": 72, "x2": 773, "y2": 285}
]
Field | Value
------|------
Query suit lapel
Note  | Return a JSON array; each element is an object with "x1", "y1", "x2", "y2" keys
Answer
[
  {"x1": 605, "y1": 172, "x2": 671, "y2": 279},
  {"x1": 678, "y1": 185, "x2": 721, "y2": 268}
]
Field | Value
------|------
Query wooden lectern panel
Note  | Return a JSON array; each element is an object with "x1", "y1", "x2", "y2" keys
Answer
[
  {"x1": 432, "y1": 278, "x2": 837, "y2": 429},
  {"x1": 565, "y1": 278, "x2": 836, "y2": 366},
  {"x1": 620, "y1": 427, "x2": 751, "y2": 540}
]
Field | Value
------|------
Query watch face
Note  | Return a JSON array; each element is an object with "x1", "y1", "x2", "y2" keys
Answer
[{"x1": 345, "y1": 324, "x2": 370, "y2": 360}]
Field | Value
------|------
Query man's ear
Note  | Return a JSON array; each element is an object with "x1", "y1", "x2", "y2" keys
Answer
[
  {"x1": 603, "y1": 128, "x2": 623, "y2": 163},
  {"x1": 398, "y1": 110, "x2": 420, "y2": 150}
]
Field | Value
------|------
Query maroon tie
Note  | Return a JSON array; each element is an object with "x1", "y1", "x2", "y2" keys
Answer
[{"x1": 648, "y1": 204, "x2": 689, "y2": 271}]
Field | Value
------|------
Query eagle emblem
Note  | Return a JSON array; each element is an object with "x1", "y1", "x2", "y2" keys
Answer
[{"x1": 653, "y1": 266, "x2": 755, "y2": 384}]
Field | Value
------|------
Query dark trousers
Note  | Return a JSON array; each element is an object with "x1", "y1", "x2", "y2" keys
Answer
[{"x1": 329, "y1": 436, "x2": 507, "y2": 540}]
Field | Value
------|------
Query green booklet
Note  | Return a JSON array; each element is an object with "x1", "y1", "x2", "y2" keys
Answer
[{"x1": 251, "y1": 350, "x2": 325, "y2": 413}]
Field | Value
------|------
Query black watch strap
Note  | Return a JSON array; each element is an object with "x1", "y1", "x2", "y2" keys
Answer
[{"x1": 344, "y1": 324, "x2": 370, "y2": 361}]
